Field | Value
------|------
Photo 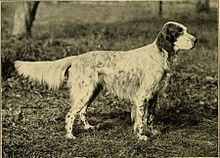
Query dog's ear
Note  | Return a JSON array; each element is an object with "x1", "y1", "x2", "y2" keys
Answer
[{"x1": 156, "y1": 23, "x2": 183, "y2": 54}]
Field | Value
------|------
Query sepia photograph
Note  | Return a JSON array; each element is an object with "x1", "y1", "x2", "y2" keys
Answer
[{"x1": 1, "y1": 1, "x2": 218, "y2": 157}]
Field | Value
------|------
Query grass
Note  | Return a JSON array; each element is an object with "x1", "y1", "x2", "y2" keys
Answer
[{"x1": 1, "y1": 1, "x2": 218, "y2": 158}]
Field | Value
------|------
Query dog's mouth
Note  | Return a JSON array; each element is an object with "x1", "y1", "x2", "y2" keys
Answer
[
  {"x1": 190, "y1": 43, "x2": 196, "y2": 49},
  {"x1": 191, "y1": 38, "x2": 197, "y2": 49},
  {"x1": 191, "y1": 41, "x2": 197, "y2": 49}
]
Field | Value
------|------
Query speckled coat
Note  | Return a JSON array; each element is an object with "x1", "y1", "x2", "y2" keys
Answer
[{"x1": 15, "y1": 21, "x2": 197, "y2": 141}]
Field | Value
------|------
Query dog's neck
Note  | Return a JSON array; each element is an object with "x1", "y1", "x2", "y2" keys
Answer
[
  {"x1": 160, "y1": 48, "x2": 170, "y2": 73},
  {"x1": 153, "y1": 37, "x2": 179, "y2": 63},
  {"x1": 160, "y1": 47, "x2": 179, "y2": 74}
]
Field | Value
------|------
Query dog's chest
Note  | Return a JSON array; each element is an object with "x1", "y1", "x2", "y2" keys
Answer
[{"x1": 140, "y1": 51, "x2": 170, "y2": 93}]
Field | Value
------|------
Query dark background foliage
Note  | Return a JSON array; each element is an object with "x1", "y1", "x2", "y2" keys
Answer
[{"x1": 1, "y1": 1, "x2": 218, "y2": 157}]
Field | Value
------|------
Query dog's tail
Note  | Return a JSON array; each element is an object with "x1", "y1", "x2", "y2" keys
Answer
[{"x1": 14, "y1": 56, "x2": 75, "y2": 89}]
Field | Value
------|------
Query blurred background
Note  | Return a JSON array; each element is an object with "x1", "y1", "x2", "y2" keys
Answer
[
  {"x1": 1, "y1": 1, "x2": 218, "y2": 157},
  {"x1": 1, "y1": 1, "x2": 218, "y2": 76}
]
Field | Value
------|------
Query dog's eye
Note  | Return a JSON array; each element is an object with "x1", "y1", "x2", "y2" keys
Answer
[
  {"x1": 177, "y1": 30, "x2": 183, "y2": 35},
  {"x1": 174, "y1": 28, "x2": 184, "y2": 37},
  {"x1": 177, "y1": 27, "x2": 183, "y2": 33}
]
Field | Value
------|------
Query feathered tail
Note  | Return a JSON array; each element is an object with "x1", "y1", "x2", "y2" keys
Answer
[{"x1": 14, "y1": 56, "x2": 75, "y2": 89}]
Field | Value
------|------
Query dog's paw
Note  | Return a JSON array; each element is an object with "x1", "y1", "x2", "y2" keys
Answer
[
  {"x1": 95, "y1": 124, "x2": 101, "y2": 129},
  {"x1": 163, "y1": 93, "x2": 168, "y2": 98},
  {"x1": 145, "y1": 128, "x2": 161, "y2": 137},
  {"x1": 84, "y1": 125, "x2": 96, "y2": 130},
  {"x1": 151, "y1": 129, "x2": 161, "y2": 136},
  {"x1": 66, "y1": 133, "x2": 76, "y2": 139},
  {"x1": 137, "y1": 134, "x2": 149, "y2": 141}
]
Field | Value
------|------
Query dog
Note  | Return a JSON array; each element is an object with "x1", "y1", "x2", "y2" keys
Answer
[{"x1": 15, "y1": 21, "x2": 197, "y2": 141}]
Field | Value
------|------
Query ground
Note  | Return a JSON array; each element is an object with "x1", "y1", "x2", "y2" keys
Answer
[{"x1": 1, "y1": 2, "x2": 218, "y2": 158}]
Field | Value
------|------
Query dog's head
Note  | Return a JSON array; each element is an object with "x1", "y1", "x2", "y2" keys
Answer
[{"x1": 156, "y1": 21, "x2": 197, "y2": 54}]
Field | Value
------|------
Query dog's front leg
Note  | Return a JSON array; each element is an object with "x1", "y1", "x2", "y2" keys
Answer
[
  {"x1": 133, "y1": 99, "x2": 149, "y2": 141},
  {"x1": 145, "y1": 94, "x2": 160, "y2": 136}
]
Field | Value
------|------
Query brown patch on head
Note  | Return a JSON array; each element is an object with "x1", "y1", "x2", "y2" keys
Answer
[{"x1": 156, "y1": 22, "x2": 184, "y2": 55}]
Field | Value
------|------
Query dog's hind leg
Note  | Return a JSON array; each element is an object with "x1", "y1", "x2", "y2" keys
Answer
[
  {"x1": 65, "y1": 101, "x2": 83, "y2": 139},
  {"x1": 79, "y1": 106, "x2": 95, "y2": 130},
  {"x1": 65, "y1": 90, "x2": 97, "y2": 139},
  {"x1": 79, "y1": 85, "x2": 101, "y2": 130},
  {"x1": 131, "y1": 105, "x2": 136, "y2": 124},
  {"x1": 65, "y1": 69, "x2": 99, "y2": 139}
]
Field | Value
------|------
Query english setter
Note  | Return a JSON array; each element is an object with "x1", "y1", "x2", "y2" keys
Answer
[{"x1": 15, "y1": 21, "x2": 197, "y2": 141}]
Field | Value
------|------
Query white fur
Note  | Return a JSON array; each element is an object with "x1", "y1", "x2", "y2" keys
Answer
[
  {"x1": 174, "y1": 31, "x2": 196, "y2": 50},
  {"x1": 15, "y1": 56, "x2": 75, "y2": 89},
  {"x1": 15, "y1": 21, "x2": 196, "y2": 141}
]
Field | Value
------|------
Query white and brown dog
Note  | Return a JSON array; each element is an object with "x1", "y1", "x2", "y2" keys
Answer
[{"x1": 15, "y1": 21, "x2": 197, "y2": 141}]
